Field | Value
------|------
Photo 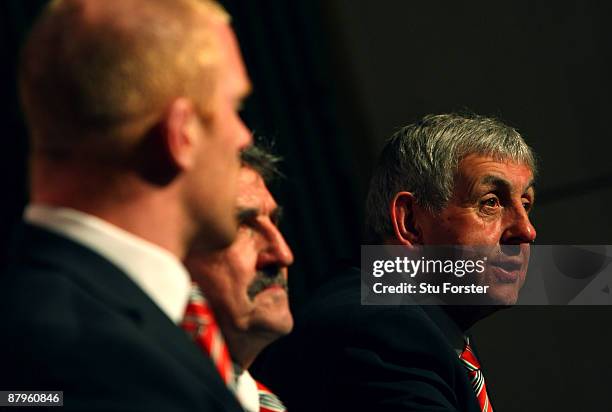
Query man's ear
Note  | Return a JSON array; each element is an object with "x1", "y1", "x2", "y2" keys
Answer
[
  {"x1": 389, "y1": 191, "x2": 421, "y2": 246},
  {"x1": 162, "y1": 97, "x2": 201, "y2": 171}
]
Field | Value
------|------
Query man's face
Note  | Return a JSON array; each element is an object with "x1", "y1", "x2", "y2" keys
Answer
[
  {"x1": 415, "y1": 154, "x2": 536, "y2": 304},
  {"x1": 187, "y1": 167, "x2": 294, "y2": 344},
  {"x1": 187, "y1": 21, "x2": 252, "y2": 251}
]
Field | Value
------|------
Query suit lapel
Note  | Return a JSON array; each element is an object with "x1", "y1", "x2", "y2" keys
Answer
[
  {"x1": 12, "y1": 223, "x2": 240, "y2": 408},
  {"x1": 419, "y1": 306, "x2": 483, "y2": 412}
]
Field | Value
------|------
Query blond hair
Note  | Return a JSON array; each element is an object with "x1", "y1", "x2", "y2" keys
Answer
[{"x1": 20, "y1": 0, "x2": 230, "y2": 159}]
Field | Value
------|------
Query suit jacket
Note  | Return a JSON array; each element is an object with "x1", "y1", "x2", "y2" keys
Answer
[
  {"x1": 253, "y1": 268, "x2": 483, "y2": 412},
  {"x1": 0, "y1": 223, "x2": 243, "y2": 412}
]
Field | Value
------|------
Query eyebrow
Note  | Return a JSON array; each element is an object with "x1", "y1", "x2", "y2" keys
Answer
[
  {"x1": 236, "y1": 207, "x2": 258, "y2": 223},
  {"x1": 479, "y1": 175, "x2": 535, "y2": 194},
  {"x1": 236, "y1": 205, "x2": 284, "y2": 225}
]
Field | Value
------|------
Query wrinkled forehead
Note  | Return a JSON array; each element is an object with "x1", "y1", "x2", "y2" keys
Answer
[
  {"x1": 455, "y1": 154, "x2": 535, "y2": 192},
  {"x1": 458, "y1": 146, "x2": 537, "y2": 176},
  {"x1": 236, "y1": 167, "x2": 277, "y2": 212}
]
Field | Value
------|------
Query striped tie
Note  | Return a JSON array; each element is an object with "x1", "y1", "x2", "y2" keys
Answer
[
  {"x1": 256, "y1": 381, "x2": 287, "y2": 412},
  {"x1": 459, "y1": 337, "x2": 493, "y2": 412},
  {"x1": 182, "y1": 284, "x2": 287, "y2": 412},
  {"x1": 181, "y1": 284, "x2": 235, "y2": 387}
]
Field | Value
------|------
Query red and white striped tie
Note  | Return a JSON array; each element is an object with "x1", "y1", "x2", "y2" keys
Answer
[
  {"x1": 256, "y1": 381, "x2": 286, "y2": 412},
  {"x1": 459, "y1": 338, "x2": 493, "y2": 412},
  {"x1": 182, "y1": 284, "x2": 287, "y2": 412},
  {"x1": 181, "y1": 284, "x2": 235, "y2": 387}
]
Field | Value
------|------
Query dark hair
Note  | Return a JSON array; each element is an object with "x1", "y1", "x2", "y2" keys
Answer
[{"x1": 240, "y1": 143, "x2": 283, "y2": 184}]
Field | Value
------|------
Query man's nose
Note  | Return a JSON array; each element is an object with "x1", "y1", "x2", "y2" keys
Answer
[
  {"x1": 260, "y1": 225, "x2": 294, "y2": 268},
  {"x1": 502, "y1": 205, "x2": 537, "y2": 244}
]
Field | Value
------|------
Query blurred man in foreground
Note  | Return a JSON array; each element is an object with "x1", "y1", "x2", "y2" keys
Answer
[
  {"x1": 185, "y1": 145, "x2": 294, "y2": 412},
  {"x1": 1, "y1": 0, "x2": 251, "y2": 410},
  {"x1": 256, "y1": 113, "x2": 537, "y2": 411}
]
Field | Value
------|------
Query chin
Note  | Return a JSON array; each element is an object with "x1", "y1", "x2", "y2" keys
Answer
[
  {"x1": 252, "y1": 313, "x2": 294, "y2": 338},
  {"x1": 250, "y1": 289, "x2": 294, "y2": 337},
  {"x1": 485, "y1": 286, "x2": 521, "y2": 306}
]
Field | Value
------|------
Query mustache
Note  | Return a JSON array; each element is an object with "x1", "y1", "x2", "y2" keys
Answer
[
  {"x1": 247, "y1": 266, "x2": 288, "y2": 300},
  {"x1": 488, "y1": 244, "x2": 528, "y2": 261}
]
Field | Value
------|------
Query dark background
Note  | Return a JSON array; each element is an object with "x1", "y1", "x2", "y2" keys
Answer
[{"x1": 2, "y1": 1, "x2": 612, "y2": 410}]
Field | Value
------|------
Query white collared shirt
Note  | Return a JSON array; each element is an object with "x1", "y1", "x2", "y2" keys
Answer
[
  {"x1": 24, "y1": 204, "x2": 191, "y2": 324},
  {"x1": 235, "y1": 369, "x2": 260, "y2": 412}
]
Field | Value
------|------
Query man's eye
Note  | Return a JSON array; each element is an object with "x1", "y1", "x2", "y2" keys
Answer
[
  {"x1": 239, "y1": 219, "x2": 257, "y2": 229},
  {"x1": 239, "y1": 223, "x2": 255, "y2": 237},
  {"x1": 522, "y1": 201, "x2": 532, "y2": 212},
  {"x1": 480, "y1": 197, "x2": 500, "y2": 211}
]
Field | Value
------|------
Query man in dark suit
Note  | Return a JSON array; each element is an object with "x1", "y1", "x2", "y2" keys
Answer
[
  {"x1": 255, "y1": 113, "x2": 537, "y2": 411},
  {"x1": 1, "y1": 0, "x2": 251, "y2": 410}
]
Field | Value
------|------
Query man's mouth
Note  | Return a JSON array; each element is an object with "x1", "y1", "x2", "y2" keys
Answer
[
  {"x1": 488, "y1": 258, "x2": 524, "y2": 283},
  {"x1": 247, "y1": 270, "x2": 288, "y2": 300}
]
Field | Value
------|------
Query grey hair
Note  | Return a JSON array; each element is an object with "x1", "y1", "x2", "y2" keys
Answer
[
  {"x1": 365, "y1": 113, "x2": 537, "y2": 242},
  {"x1": 240, "y1": 143, "x2": 283, "y2": 184}
]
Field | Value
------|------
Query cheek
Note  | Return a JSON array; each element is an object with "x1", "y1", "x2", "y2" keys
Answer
[
  {"x1": 425, "y1": 215, "x2": 473, "y2": 244},
  {"x1": 474, "y1": 222, "x2": 503, "y2": 244},
  {"x1": 447, "y1": 214, "x2": 503, "y2": 245},
  {"x1": 225, "y1": 246, "x2": 259, "y2": 288}
]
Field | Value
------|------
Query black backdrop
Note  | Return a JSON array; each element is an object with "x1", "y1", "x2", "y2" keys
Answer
[{"x1": 2, "y1": 1, "x2": 612, "y2": 410}]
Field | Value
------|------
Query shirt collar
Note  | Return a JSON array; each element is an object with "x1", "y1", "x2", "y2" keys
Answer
[
  {"x1": 234, "y1": 369, "x2": 260, "y2": 412},
  {"x1": 24, "y1": 204, "x2": 191, "y2": 324}
]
